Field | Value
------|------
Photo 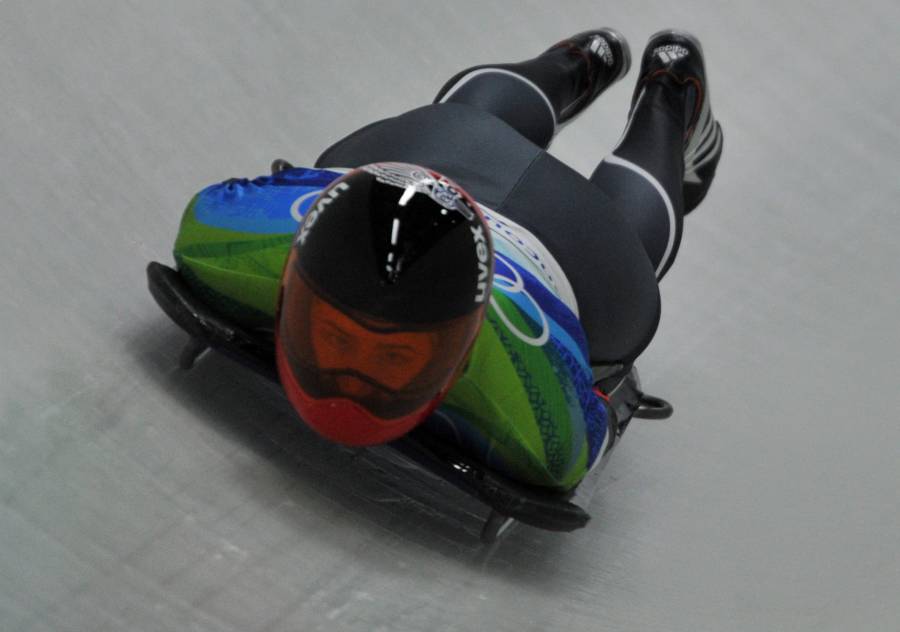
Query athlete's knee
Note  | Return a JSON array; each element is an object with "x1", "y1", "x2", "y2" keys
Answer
[{"x1": 435, "y1": 67, "x2": 556, "y2": 147}]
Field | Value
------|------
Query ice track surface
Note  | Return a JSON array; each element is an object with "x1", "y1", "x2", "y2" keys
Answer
[{"x1": 2, "y1": 2, "x2": 899, "y2": 630}]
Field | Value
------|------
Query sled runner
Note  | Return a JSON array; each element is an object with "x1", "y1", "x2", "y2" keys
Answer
[{"x1": 147, "y1": 261, "x2": 671, "y2": 542}]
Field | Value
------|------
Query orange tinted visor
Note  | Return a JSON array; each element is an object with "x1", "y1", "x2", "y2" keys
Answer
[{"x1": 277, "y1": 252, "x2": 484, "y2": 441}]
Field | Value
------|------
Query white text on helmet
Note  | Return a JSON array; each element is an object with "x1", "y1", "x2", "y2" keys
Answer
[
  {"x1": 471, "y1": 224, "x2": 490, "y2": 303},
  {"x1": 296, "y1": 182, "x2": 351, "y2": 246}
]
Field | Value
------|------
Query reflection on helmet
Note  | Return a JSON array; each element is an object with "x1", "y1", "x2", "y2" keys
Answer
[{"x1": 276, "y1": 163, "x2": 492, "y2": 446}]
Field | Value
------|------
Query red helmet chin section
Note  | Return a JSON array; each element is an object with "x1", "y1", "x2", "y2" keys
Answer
[{"x1": 275, "y1": 335, "x2": 442, "y2": 445}]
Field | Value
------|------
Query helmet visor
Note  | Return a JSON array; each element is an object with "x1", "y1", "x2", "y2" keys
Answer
[{"x1": 276, "y1": 252, "x2": 483, "y2": 442}]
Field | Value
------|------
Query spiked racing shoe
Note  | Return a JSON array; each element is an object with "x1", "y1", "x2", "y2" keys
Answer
[
  {"x1": 633, "y1": 30, "x2": 724, "y2": 213},
  {"x1": 543, "y1": 28, "x2": 631, "y2": 123}
]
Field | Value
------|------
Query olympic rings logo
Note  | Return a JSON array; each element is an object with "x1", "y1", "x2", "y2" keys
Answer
[
  {"x1": 490, "y1": 253, "x2": 550, "y2": 347},
  {"x1": 290, "y1": 190, "x2": 322, "y2": 223}
]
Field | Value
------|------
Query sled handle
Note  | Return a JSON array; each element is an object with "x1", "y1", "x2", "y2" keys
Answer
[{"x1": 633, "y1": 393, "x2": 674, "y2": 420}]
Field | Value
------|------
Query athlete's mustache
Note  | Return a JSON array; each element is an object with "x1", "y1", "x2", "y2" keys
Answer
[{"x1": 317, "y1": 368, "x2": 397, "y2": 397}]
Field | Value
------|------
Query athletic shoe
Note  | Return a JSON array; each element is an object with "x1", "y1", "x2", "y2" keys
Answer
[
  {"x1": 632, "y1": 30, "x2": 723, "y2": 212},
  {"x1": 544, "y1": 28, "x2": 631, "y2": 123}
]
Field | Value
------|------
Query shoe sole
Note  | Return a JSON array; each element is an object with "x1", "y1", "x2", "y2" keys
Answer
[
  {"x1": 645, "y1": 28, "x2": 704, "y2": 56},
  {"x1": 597, "y1": 27, "x2": 632, "y2": 81},
  {"x1": 548, "y1": 28, "x2": 632, "y2": 82}
]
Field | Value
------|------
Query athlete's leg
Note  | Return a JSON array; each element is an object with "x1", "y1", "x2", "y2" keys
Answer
[
  {"x1": 590, "y1": 30, "x2": 724, "y2": 279},
  {"x1": 434, "y1": 29, "x2": 631, "y2": 149}
]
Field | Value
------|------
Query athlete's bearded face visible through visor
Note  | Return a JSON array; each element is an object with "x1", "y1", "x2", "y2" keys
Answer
[
  {"x1": 275, "y1": 164, "x2": 493, "y2": 446},
  {"x1": 309, "y1": 297, "x2": 434, "y2": 399}
]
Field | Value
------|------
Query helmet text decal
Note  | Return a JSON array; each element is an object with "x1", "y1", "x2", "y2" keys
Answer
[
  {"x1": 471, "y1": 224, "x2": 490, "y2": 303},
  {"x1": 296, "y1": 181, "x2": 350, "y2": 246}
]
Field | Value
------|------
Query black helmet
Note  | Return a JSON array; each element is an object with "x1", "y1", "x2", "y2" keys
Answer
[{"x1": 276, "y1": 163, "x2": 493, "y2": 445}]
